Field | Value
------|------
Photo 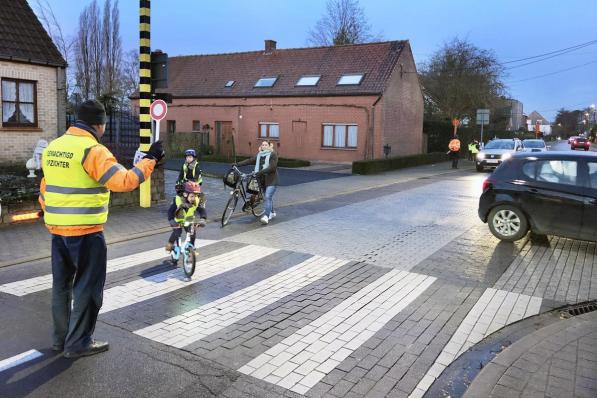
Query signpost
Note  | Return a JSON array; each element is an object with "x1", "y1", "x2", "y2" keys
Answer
[
  {"x1": 476, "y1": 109, "x2": 490, "y2": 144},
  {"x1": 150, "y1": 99, "x2": 167, "y2": 141},
  {"x1": 134, "y1": 99, "x2": 168, "y2": 166}
]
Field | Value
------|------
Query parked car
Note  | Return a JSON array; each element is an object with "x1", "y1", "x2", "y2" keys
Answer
[
  {"x1": 571, "y1": 136, "x2": 591, "y2": 151},
  {"x1": 522, "y1": 139, "x2": 547, "y2": 152},
  {"x1": 479, "y1": 151, "x2": 597, "y2": 242},
  {"x1": 475, "y1": 139, "x2": 523, "y2": 172}
]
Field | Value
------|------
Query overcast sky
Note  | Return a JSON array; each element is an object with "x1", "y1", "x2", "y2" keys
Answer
[{"x1": 31, "y1": 0, "x2": 597, "y2": 122}]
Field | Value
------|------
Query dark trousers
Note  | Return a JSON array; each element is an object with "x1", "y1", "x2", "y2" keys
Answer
[
  {"x1": 168, "y1": 227, "x2": 195, "y2": 246},
  {"x1": 452, "y1": 158, "x2": 459, "y2": 168},
  {"x1": 51, "y1": 232, "x2": 107, "y2": 351}
]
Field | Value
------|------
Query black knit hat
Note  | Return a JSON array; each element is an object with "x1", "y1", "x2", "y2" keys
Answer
[{"x1": 77, "y1": 100, "x2": 107, "y2": 125}]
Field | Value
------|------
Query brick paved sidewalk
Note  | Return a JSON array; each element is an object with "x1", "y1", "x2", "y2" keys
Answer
[
  {"x1": 0, "y1": 162, "x2": 469, "y2": 267},
  {"x1": 464, "y1": 309, "x2": 597, "y2": 398}
]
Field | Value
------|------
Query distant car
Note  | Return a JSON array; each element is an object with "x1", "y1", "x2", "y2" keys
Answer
[
  {"x1": 522, "y1": 139, "x2": 547, "y2": 152},
  {"x1": 479, "y1": 151, "x2": 597, "y2": 242},
  {"x1": 571, "y1": 137, "x2": 590, "y2": 151},
  {"x1": 475, "y1": 139, "x2": 523, "y2": 172}
]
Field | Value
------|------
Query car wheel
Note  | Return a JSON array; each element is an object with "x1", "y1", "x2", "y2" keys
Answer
[
  {"x1": 488, "y1": 205, "x2": 528, "y2": 241},
  {"x1": 476, "y1": 165, "x2": 484, "y2": 172}
]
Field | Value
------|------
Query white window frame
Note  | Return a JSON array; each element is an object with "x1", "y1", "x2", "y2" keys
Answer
[
  {"x1": 254, "y1": 77, "x2": 278, "y2": 88},
  {"x1": 258, "y1": 122, "x2": 280, "y2": 139},
  {"x1": 296, "y1": 75, "x2": 321, "y2": 86},
  {"x1": 337, "y1": 73, "x2": 364, "y2": 85},
  {"x1": 322, "y1": 123, "x2": 358, "y2": 149},
  {"x1": 225, "y1": 80, "x2": 235, "y2": 87}
]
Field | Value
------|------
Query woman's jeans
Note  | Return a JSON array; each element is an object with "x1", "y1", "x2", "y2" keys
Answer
[{"x1": 264, "y1": 185, "x2": 277, "y2": 217}]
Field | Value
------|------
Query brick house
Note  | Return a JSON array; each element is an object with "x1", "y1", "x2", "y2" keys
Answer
[
  {"x1": 152, "y1": 40, "x2": 423, "y2": 162},
  {"x1": 0, "y1": 0, "x2": 67, "y2": 165}
]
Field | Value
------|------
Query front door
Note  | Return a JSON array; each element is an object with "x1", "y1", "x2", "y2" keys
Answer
[
  {"x1": 215, "y1": 121, "x2": 233, "y2": 158},
  {"x1": 581, "y1": 160, "x2": 597, "y2": 240},
  {"x1": 523, "y1": 159, "x2": 585, "y2": 238}
]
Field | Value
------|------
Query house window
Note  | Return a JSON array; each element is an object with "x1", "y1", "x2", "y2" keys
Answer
[
  {"x1": 225, "y1": 80, "x2": 235, "y2": 87},
  {"x1": 337, "y1": 73, "x2": 364, "y2": 85},
  {"x1": 192, "y1": 120, "x2": 201, "y2": 131},
  {"x1": 259, "y1": 122, "x2": 279, "y2": 139},
  {"x1": 296, "y1": 75, "x2": 321, "y2": 86},
  {"x1": 254, "y1": 77, "x2": 278, "y2": 88},
  {"x1": 322, "y1": 124, "x2": 358, "y2": 148},
  {"x1": 1, "y1": 79, "x2": 37, "y2": 126},
  {"x1": 167, "y1": 120, "x2": 176, "y2": 134}
]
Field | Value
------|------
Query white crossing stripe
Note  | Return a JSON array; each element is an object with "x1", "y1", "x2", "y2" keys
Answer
[
  {"x1": 238, "y1": 270, "x2": 436, "y2": 395},
  {"x1": 100, "y1": 245, "x2": 279, "y2": 314},
  {"x1": 0, "y1": 349, "x2": 43, "y2": 373},
  {"x1": 0, "y1": 239, "x2": 217, "y2": 297},
  {"x1": 134, "y1": 255, "x2": 350, "y2": 348},
  {"x1": 409, "y1": 288, "x2": 542, "y2": 398}
]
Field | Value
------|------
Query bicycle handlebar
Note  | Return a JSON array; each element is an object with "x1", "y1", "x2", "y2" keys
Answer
[{"x1": 232, "y1": 165, "x2": 255, "y2": 180}]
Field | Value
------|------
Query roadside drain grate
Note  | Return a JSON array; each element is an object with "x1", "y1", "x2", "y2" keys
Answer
[{"x1": 560, "y1": 301, "x2": 597, "y2": 319}]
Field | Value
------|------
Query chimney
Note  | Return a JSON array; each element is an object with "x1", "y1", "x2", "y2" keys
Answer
[{"x1": 264, "y1": 40, "x2": 277, "y2": 54}]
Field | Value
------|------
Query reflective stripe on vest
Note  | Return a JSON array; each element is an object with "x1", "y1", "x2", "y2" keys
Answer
[
  {"x1": 42, "y1": 133, "x2": 111, "y2": 226},
  {"x1": 174, "y1": 196, "x2": 199, "y2": 224}
]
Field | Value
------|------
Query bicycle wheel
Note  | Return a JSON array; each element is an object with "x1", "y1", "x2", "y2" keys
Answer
[
  {"x1": 221, "y1": 192, "x2": 239, "y2": 227},
  {"x1": 251, "y1": 191, "x2": 266, "y2": 218},
  {"x1": 170, "y1": 243, "x2": 179, "y2": 266},
  {"x1": 183, "y1": 247, "x2": 196, "y2": 278}
]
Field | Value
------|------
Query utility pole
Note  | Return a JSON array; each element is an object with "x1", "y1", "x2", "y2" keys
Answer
[{"x1": 139, "y1": 0, "x2": 152, "y2": 207}]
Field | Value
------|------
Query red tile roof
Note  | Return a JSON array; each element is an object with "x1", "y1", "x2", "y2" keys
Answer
[
  {"x1": 0, "y1": 0, "x2": 66, "y2": 67},
  {"x1": 159, "y1": 41, "x2": 407, "y2": 98}
]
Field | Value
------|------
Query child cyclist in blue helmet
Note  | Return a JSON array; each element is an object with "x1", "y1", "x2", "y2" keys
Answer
[{"x1": 177, "y1": 149, "x2": 203, "y2": 185}]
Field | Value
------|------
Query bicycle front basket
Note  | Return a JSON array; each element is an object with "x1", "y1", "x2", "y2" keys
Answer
[
  {"x1": 223, "y1": 168, "x2": 239, "y2": 188},
  {"x1": 246, "y1": 176, "x2": 260, "y2": 194}
]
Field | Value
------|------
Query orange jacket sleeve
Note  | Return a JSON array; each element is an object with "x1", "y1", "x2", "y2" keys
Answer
[
  {"x1": 39, "y1": 177, "x2": 46, "y2": 211},
  {"x1": 83, "y1": 145, "x2": 156, "y2": 192}
]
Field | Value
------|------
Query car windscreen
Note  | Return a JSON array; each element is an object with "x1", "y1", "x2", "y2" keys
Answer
[
  {"x1": 484, "y1": 140, "x2": 515, "y2": 150},
  {"x1": 523, "y1": 140, "x2": 545, "y2": 148}
]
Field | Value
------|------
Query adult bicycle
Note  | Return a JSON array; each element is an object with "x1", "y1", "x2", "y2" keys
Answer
[{"x1": 221, "y1": 165, "x2": 265, "y2": 227}]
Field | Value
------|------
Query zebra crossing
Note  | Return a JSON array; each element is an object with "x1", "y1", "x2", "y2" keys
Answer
[{"x1": 0, "y1": 239, "x2": 543, "y2": 397}]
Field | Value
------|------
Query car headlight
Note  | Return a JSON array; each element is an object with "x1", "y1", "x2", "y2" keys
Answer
[
  {"x1": 501, "y1": 153, "x2": 512, "y2": 160},
  {"x1": 476, "y1": 153, "x2": 485, "y2": 160}
]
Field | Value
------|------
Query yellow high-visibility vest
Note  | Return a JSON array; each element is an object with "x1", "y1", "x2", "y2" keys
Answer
[
  {"x1": 42, "y1": 134, "x2": 110, "y2": 226},
  {"x1": 174, "y1": 196, "x2": 199, "y2": 224}
]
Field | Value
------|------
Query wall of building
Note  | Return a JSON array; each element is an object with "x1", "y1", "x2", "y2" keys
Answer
[
  {"x1": 0, "y1": 61, "x2": 63, "y2": 164},
  {"x1": 380, "y1": 43, "x2": 425, "y2": 157},
  {"x1": 157, "y1": 95, "x2": 382, "y2": 163}
]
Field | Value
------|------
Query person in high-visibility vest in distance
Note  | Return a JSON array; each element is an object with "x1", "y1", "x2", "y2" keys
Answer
[
  {"x1": 165, "y1": 181, "x2": 207, "y2": 253},
  {"x1": 39, "y1": 100, "x2": 165, "y2": 358},
  {"x1": 177, "y1": 149, "x2": 203, "y2": 185},
  {"x1": 448, "y1": 136, "x2": 461, "y2": 169}
]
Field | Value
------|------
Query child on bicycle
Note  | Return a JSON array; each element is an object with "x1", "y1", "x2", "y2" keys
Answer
[{"x1": 165, "y1": 181, "x2": 207, "y2": 252}]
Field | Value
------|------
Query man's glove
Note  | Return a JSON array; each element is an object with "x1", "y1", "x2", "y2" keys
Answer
[
  {"x1": 144, "y1": 140, "x2": 165, "y2": 162},
  {"x1": 169, "y1": 219, "x2": 178, "y2": 228}
]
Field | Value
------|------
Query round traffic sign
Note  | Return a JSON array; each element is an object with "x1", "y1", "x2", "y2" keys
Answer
[{"x1": 150, "y1": 99, "x2": 167, "y2": 121}]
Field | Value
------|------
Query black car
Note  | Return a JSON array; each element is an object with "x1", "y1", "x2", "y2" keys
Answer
[{"x1": 478, "y1": 151, "x2": 597, "y2": 241}]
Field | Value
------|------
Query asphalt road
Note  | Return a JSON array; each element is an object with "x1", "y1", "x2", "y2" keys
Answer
[
  {"x1": 2, "y1": 166, "x2": 596, "y2": 397},
  {"x1": 165, "y1": 158, "x2": 349, "y2": 187}
]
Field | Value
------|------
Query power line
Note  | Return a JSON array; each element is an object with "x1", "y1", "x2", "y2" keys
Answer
[
  {"x1": 508, "y1": 59, "x2": 597, "y2": 84},
  {"x1": 501, "y1": 39, "x2": 597, "y2": 65}
]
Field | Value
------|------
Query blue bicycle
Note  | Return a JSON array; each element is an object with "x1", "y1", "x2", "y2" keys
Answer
[{"x1": 170, "y1": 221, "x2": 196, "y2": 280}]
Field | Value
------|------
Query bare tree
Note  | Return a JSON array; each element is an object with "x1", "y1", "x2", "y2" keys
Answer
[
  {"x1": 307, "y1": 0, "x2": 380, "y2": 46},
  {"x1": 88, "y1": 0, "x2": 103, "y2": 99},
  {"x1": 33, "y1": 0, "x2": 74, "y2": 93},
  {"x1": 119, "y1": 49, "x2": 139, "y2": 107},
  {"x1": 74, "y1": 7, "x2": 92, "y2": 100},
  {"x1": 102, "y1": 0, "x2": 121, "y2": 98},
  {"x1": 419, "y1": 37, "x2": 507, "y2": 121}
]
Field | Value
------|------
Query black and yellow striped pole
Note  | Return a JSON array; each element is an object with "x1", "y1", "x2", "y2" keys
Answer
[{"x1": 139, "y1": 0, "x2": 152, "y2": 207}]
